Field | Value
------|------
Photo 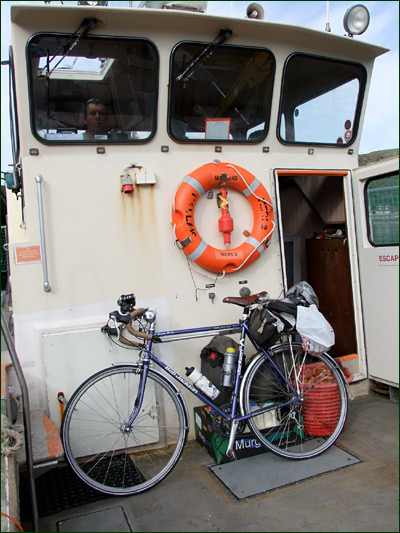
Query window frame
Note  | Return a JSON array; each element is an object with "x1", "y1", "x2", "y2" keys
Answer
[
  {"x1": 277, "y1": 52, "x2": 367, "y2": 148},
  {"x1": 168, "y1": 40, "x2": 276, "y2": 144},
  {"x1": 364, "y1": 171, "x2": 399, "y2": 247},
  {"x1": 26, "y1": 32, "x2": 159, "y2": 145}
]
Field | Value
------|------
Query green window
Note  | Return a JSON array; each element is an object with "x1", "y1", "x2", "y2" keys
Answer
[{"x1": 365, "y1": 173, "x2": 399, "y2": 246}]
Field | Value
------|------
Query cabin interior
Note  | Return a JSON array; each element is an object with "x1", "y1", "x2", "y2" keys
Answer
[{"x1": 278, "y1": 173, "x2": 357, "y2": 358}]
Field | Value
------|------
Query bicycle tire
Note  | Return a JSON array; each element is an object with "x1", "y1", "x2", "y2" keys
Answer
[
  {"x1": 241, "y1": 341, "x2": 348, "y2": 459},
  {"x1": 61, "y1": 365, "x2": 188, "y2": 495}
]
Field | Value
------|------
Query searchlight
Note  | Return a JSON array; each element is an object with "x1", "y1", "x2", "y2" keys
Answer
[{"x1": 343, "y1": 4, "x2": 370, "y2": 37}]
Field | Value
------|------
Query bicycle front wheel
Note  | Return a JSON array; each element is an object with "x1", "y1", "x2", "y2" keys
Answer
[
  {"x1": 241, "y1": 342, "x2": 348, "y2": 459},
  {"x1": 61, "y1": 365, "x2": 188, "y2": 495}
]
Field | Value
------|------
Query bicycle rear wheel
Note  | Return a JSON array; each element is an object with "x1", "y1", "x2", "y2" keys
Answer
[
  {"x1": 61, "y1": 365, "x2": 188, "y2": 495},
  {"x1": 241, "y1": 341, "x2": 348, "y2": 459}
]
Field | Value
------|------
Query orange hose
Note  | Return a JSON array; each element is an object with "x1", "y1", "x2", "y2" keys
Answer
[{"x1": 1, "y1": 512, "x2": 24, "y2": 532}]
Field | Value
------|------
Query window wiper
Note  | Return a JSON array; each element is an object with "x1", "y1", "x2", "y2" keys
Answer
[
  {"x1": 45, "y1": 17, "x2": 98, "y2": 77},
  {"x1": 176, "y1": 29, "x2": 232, "y2": 83}
]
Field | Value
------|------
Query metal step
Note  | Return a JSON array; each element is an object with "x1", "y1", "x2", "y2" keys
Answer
[{"x1": 16, "y1": 409, "x2": 64, "y2": 468}]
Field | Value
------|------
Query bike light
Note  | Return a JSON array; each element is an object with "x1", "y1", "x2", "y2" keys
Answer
[{"x1": 343, "y1": 4, "x2": 370, "y2": 36}]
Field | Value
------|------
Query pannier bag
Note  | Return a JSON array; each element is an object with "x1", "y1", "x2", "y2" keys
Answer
[
  {"x1": 296, "y1": 304, "x2": 335, "y2": 354},
  {"x1": 248, "y1": 305, "x2": 281, "y2": 348}
]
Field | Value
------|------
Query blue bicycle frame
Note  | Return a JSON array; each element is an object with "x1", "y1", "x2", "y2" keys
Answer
[{"x1": 125, "y1": 309, "x2": 300, "y2": 456}]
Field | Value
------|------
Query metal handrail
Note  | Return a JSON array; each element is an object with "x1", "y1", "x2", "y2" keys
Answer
[
  {"x1": 1, "y1": 309, "x2": 39, "y2": 532},
  {"x1": 34, "y1": 174, "x2": 51, "y2": 292}
]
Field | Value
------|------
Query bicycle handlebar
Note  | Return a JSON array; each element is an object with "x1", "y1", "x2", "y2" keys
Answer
[
  {"x1": 102, "y1": 304, "x2": 154, "y2": 347},
  {"x1": 103, "y1": 290, "x2": 292, "y2": 349}
]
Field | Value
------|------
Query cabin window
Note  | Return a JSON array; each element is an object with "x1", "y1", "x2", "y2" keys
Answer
[
  {"x1": 27, "y1": 34, "x2": 159, "y2": 143},
  {"x1": 365, "y1": 173, "x2": 399, "y2": 246},
  {"x1": 279, "y1": 54, "x2": 366, "y2": 146},
  {"x1": 168, "y1": 42, "x2": 275, "y2": 142}
]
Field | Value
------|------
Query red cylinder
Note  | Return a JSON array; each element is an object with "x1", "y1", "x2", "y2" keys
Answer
[
  {"x1": 122, "y1": 183, "x2": 133, "y2": 194},
  {"x1": 218, "y1": 188, "x2": 234, "y2": 246}
]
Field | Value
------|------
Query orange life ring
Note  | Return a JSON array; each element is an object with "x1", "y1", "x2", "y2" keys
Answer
[{"x1": 171, "y1": 161, "x2": 275, "y2": 274}]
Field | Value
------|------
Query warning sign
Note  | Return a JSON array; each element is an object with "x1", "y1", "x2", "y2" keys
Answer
[
  {"x1": 377, "y1": 253, "x2": 399, "y2": 266},
  {"x1": 14, "y1": 245, "x2": 42, "y2": 264}
]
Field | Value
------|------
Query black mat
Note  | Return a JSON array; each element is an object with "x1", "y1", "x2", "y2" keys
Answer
[
  {"x1": 19, "y1": 465, "x2": 111, "y2": 520},
  {"x1": 20, "y1": 455, "x2": 145, "y2": 520}
]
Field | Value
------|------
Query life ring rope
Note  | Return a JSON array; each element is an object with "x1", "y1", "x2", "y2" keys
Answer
[
  {"x1": 224, "y1": 162, "x2": 275, "y2": 272},
  {"x1": 172, "y1": 161, "x2": 275, "y2": 274},
  {"x1": 225, "y1": 163, "x2": 273, "y2": 209}
]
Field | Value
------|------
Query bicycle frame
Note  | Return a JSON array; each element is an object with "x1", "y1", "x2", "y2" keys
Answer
[{"x1": 124, "y1": 307, "x2": 300, "y2": 456}]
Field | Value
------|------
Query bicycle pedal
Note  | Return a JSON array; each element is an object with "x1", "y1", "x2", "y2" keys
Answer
[{"x1": 226, "y1": 449, "x2": 237, "y2": 461}]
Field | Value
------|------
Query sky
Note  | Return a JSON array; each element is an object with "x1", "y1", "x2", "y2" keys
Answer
[{"x1": 1, "y1": 0, "x2": 399, "y2": 173}]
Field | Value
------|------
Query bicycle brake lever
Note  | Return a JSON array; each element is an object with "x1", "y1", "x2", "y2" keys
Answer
[
  {"x1": 101, "y1": 324, "x2": 119, "y2": 336},
  {"x1": 101, "y1": 315, "x2": 121, "y2": 339},
  {"x1": 109, "y1": 310, "x2": 130, "y2": 325}
]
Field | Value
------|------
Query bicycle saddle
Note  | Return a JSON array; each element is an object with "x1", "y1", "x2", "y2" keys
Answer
[{"x1": 223, "y1": 291, "x2": 268, "y2": 307}]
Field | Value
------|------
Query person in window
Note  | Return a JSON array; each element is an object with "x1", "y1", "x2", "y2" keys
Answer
[{"x1": 82, "y1": 98, "x2": 109, "y2": 139}]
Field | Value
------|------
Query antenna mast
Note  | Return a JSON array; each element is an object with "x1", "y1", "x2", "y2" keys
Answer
[{"x1": 325, "y1": 1, "x2": 331, "y2": 32}]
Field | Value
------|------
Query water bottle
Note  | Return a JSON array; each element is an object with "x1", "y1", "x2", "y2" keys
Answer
[
  {"x1": 221, "y1": 347, "x2": 238, "y2": 388},
  {"x1": 185, "y1": 367, "x2": 220, "y2": 400}
]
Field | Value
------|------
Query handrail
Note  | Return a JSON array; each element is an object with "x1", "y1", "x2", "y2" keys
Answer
[
  {"x1": 34, "y1": 174, "x2": 51, "y2": 292},
  {"x1": 1, "y1": 309, "x2": 39, "y2": 531}
]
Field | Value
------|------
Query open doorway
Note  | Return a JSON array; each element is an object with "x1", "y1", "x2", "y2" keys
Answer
[{"x1": 275, "y1": 170, "x2": 358, "y2": 360}]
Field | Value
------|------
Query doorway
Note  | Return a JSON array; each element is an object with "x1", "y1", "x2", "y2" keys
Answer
[{"x1": 274, "y1": 169, "x2": 363, "y2": 369}]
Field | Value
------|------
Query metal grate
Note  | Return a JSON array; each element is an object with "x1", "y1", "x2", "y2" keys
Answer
[{"x1": 20, "y1": 455, "x2": 144, "y2": 520}]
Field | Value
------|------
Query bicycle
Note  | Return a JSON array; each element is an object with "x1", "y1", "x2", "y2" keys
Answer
[{"x1": 60, "y1": 288, "x2": 349, "y2": 496}]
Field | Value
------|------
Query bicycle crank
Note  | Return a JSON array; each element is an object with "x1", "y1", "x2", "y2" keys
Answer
[{"x1": 212, "y1": 403, "x2": 247, "y2": 438}]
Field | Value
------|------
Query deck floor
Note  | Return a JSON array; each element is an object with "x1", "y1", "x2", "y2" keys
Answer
[{"x1": 20, "y1": 391, "x2": 399, "y2": 533}]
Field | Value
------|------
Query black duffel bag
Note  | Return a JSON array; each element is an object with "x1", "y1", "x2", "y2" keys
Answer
[{"x1": 200, "y1": 336, "x2": 240, "y2": 406}]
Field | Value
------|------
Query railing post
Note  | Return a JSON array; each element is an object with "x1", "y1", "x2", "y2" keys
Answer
[{"x1": 1, "y1": 309, "x2": 39, "y2": 531}]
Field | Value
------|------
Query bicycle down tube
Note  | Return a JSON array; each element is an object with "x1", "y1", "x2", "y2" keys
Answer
[{"x1": 132, "y1": 314, "x2": 299, "y2": 436}]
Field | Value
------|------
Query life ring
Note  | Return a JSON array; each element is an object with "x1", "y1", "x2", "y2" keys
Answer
[{"x1": 171, "y1": 161, "x2": 275, "y2": 274}]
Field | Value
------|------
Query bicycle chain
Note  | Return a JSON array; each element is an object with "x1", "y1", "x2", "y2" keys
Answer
[{"x1": 212, "y1": 403, "x2": 247, "y2": 438}]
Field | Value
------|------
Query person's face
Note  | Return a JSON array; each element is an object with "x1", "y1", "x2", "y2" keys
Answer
[{"x1": 84, "y1": 103, "x2": 107, "y2": 136}]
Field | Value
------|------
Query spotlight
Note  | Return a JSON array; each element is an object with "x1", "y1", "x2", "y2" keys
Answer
[{"x1": 343, "y1": 4, "x2": 370, "y2": 37}]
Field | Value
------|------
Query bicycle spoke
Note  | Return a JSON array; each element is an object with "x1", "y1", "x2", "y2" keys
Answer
[
  {"x1": 242, "y1": 342, "x2": 348, "y2": 459},
  {"x1": 61, "y1": 366, "x2": 187, "y2": 495}
]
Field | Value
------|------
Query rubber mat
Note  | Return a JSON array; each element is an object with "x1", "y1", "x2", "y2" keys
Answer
[
  {"x1": 57, "y1": 505, "x2": 134, "y2": 532},
  {"x1": 20, "y1": 455, "x2": 144, "y2": 519},
  {"x1": 19, "y1": 465, "x2": 110, "y2": 520},
  {"x1": 208, "y1": 442, "x2": 361, "y2": 500}
]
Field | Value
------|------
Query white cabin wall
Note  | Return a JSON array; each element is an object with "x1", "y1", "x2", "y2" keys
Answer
[{"x1": 7, "y1": 4, "x2": 387, "y2": 430}]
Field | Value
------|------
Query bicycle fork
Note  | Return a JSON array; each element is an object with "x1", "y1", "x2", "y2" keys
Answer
[{"x1": 122, "y1": 363, "x2": 149, "y2": 431}]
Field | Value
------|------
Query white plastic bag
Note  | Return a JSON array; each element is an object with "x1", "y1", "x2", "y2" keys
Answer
[{"x1": 296, "y1": 305, "x2": 335, "y2": 354}]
